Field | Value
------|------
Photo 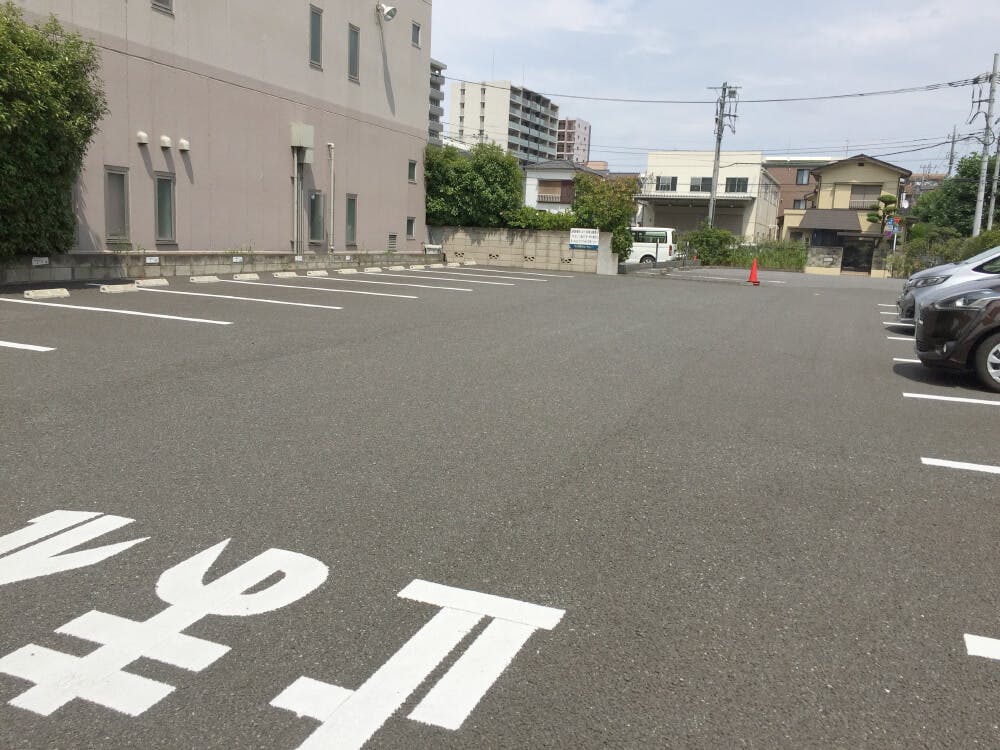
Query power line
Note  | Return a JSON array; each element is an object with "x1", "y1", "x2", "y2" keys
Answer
[{"x1": 442, "y1": 75, "x2": 984, "y2": 106}]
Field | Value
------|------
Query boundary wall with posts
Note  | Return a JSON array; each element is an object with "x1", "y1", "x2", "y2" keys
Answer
[{"x1": 428, "y1": 228, "x2": 617, "y2": 274}]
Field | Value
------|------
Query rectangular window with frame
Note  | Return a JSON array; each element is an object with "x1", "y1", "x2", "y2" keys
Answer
[
  {"x1": 690, "y1": 177, "x2": 712, "y2": 192},
  {"x1": 725, "y1": 177, "x2": 748, "y2": 193},
  {"x1": 152, "y1": 0, "x2": 173, "y2": 13},
  {"x1": 795, "y1": 168, "x2": 810, "y2": 185},
  {"x1": 408, "y1": 160, "x2": 417, "y2": 182},
  {"x1": 655, "y1": 176, "x2": 677, "y2": 191},
  {"x1": 155, "y1": 173, "x2": 175, "y2": 243},
  {"x1": 105, "y1": 167, "x2": 129, "y2": 242},
  {"x1": 309, "y1": 6, "x2": 323, "y2": 68},
  {"x1": 346, "y1": 194, "x2": 357, "y2": 245},
  {"x1": 308, "y1": 190, "x2": 325, "y2": 244},
  {"x1": 406, "y1": 217, "x2": 415, "y2": 238},
  {"x1": 792, "y1": 198, "x2": 807, "y2": 209},
  {"x1": 411, "y1": 22, "x2": 421, "y2": 47},
  {"x1": 348, "y1": 24, "x2": 360, "y2": 81}
]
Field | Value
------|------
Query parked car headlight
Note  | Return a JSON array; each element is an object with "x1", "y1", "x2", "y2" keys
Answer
[
  {"x1": 933, "y1": 289, "x2": 1000, "y2": 310},
  {"x1": 913, "y1": 275, "x2": 951, "y2": 288}
]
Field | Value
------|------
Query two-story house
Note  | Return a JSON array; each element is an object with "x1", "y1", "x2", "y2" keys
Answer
[
  {"x1": 635, "y1": 151, "x2": 780, "y2": 242},
  {"x1": 522, "y1": 160, "x2": 605, "y2": 213},
  {"x1": 782, "y1": 154, "x2": 911, "y2": 277}
]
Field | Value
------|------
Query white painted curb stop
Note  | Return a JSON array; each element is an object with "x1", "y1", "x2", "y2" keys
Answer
[
  {"x1": 190, "y1": 275, "x2": 220, "y2": 283},
  {"x1": 273, "y1": 272, "x2": 299, "y2": 278},
  {"x1": 387, "y1": 265, "x2": 406, "y2": 271},
  {"x1": 446, "y1": 262, "x2": 461, "y2": 267},
  {"x1": 24, "y1": 288, "x2": 70, "y2": 300},
  {"x1": 306, "y1": 270, "x2": 329, "y2": 277},
  {"x1": 338, "y1": 268, "x2": 359, "y2": 274},
  {"x1": 408, "y1": 265, "x2": 426, "y2": 270},
  {"x1": 99, "y1": 283, "x2": 138, "y2": 294},
  {"x1": 462, "y1": 261, "x2": 477, "y2": 266},
  {"x1": 135, "y1": 278, "x2": 169, "y2": 287},
  {"x1": 428, "y1": 263, "x2": 445, "y2": 268},
  {"x1": 233, "y1": 273, "x2": 260, "y2": 281},
  {"x1": 363, "y1": 267, "x2": 383, "y2": 273}
]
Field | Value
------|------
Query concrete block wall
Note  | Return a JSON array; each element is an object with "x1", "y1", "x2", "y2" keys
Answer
[
  {"x1": 804, "y1": 246, "x2": 843, "y2": 276},
  {"x1": 0, "y1": 252, "x2": 442, "y2": 286},
  {"x1": 430, "y1": 227, "x2": 613, "y2": 273}
]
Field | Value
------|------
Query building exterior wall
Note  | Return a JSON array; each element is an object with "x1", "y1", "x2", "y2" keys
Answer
[
  {"x1": 762, "y1": 157, "x2": 834, "y2": 220},
  {"x1": 814, "y1": 161, "x2": 903, "y2": 211},
  {"x1": 18, "y1": 0, "x2": 431, "y2": 255},
  {"x1": 557, "y1": 118, "x2": 591, "y2": 164},
  {"x1": 429, "y1": 58, "x2": 446, "y2": 146},
  {"x1": 524, "y1": 166, "x2": 577, "y2": 213}
]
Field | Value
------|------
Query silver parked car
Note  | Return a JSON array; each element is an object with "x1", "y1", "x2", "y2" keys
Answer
[{"x1": 897, "y1": 245, "x2": 1000, "y2": 323}]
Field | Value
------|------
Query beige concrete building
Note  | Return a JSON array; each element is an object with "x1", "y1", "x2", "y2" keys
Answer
[
  {"x1": 782, "y1": 154, "x2": 910, "y2": 276},
  {"x1": 556, "y1": 118, "x2": 591, "y2": 164},
  {"x1": 17, "y1": 0, "x2": 432, "y2": 256},
  {"x1": 636, "y1": 151, "x2": 780, "y2": 242}
]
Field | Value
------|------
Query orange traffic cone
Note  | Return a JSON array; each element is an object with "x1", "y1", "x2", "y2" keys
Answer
[{"x1": 748, "y1": 258, "x2": 760, "y2": 286}]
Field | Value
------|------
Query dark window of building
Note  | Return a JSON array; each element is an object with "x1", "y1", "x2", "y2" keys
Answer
[
  {"x1": 346, "y1": 194, "x2": 357, "y2": 245},
  {"x1": 795, "y1": 168, "x2": 810, "y2": 185},
  {"x1": 725, "y1": 177, "x2": 748, "y2": 193},
  {"x1": 308, "y1": 190, "x2": 324, "y2": 244},
  {"x1": 105, "y1": 167, "x2": 129, "y2": 241},
  {"x1": 155, "y1": 173, "x2": 175, "y2": 243},
  {"x1": 690, "y1": 177, "x2": 712, "y2": 192},
  {"x1": 656, "y1": 176, "x2": 677, "y2": 191},
  {"x1": 348, "y1": 24, "x2": 360, "y2": 81},
  {"x1": 309, "y1": 6, "x2": 323, "y2": 68}
]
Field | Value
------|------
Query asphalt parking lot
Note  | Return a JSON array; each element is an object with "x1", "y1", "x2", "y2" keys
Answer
[{"x1": 1, "y1": 265, "x2": 998, "y2": 748}]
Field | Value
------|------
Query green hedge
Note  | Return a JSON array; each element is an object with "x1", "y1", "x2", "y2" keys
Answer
[{"x1": 679, "y1": 223, "x2": 806, "y2": 270}]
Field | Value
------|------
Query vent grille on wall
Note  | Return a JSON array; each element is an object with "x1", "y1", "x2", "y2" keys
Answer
[{"x1": 387, "y1": 234, "x2": 398, "y2": 251}]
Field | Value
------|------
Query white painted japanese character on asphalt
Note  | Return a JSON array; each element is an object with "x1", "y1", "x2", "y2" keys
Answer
[
  {"x1": 0, "y1": 538, "x2": 328, "y2": 716},
  {"x1": 0, "y1": 510, "x2": 148, "y2": 586},
  {"x1": 271, "y1": 579, "x2": 565, "y2": 750}
]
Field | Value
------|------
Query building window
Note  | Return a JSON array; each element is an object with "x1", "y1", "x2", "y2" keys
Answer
[
  {"x1": 309, "y1": 6, "x2": 322, "y2": 68},
  {"x1": 408, "y1": 160, "x2": 417, "y2": 182},
  {"x1": 155, "y1": 173, "x2": 175, "y2": 243},
  {"x1": 690, "y1": 177, "x2": 712, "y2": 192},
  {"x1": 308, "y1": 190, "x2": 324, "y2": 244},
  {"x1": 152, "y1": 0, "x2": 173, "y2": 13},
  {"x1": 346, "y1": 194, "x2": 357, "y2": 245},
  {"x1": 656, "y1": 176, "x2": 677, "y2": 191},
  {"x1": 725, "y1": 177, "x2": 748, "y2": 193},
  {"x1": 348, "y1": 24, "x2": 360, "y2": 81},
  {"x1": 406, "y1": 217, "x2": 415, "y2": 238},
  {"x1": 849, "y1": 184, "x2": 881, "y2": 210},
  {"x1": 792, "y1": 198, "x2": 807, "y2": 209},
  {"x1": 104, "y1": 167, "x2": 129, "y2": 242},
  {"x1": 411, "y1": 22, "x2": 421, "y2": 47},
  {"x1": 795, "y1": 168, "x2": 810, "y2": 185}
]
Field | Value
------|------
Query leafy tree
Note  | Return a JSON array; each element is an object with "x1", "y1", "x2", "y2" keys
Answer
[
  {"x1": 678, "y1": 222, "x2": 738, "y2": 265},
  {"x1": 571, "y1": 173, "x2": 638, "y2": 260},
  {"x1": 0, "y1": 3, "x2": 107, "y2": 258},
  {"x1": 502, "y1": 205, "x2": 578, "y2": 230},
  {"x1": 425, "y1": 143, "x2": 523, "y2": 228},
  {"x1": 865, "y1": 194, "x2": 899, "y2": 249},
  {"x1": 911, "y1": 154, "x2": 997, "y2": 235}
]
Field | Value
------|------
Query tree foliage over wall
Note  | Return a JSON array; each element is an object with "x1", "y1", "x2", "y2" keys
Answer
[
  {"x1": 911, "y1": 154, "x2": 998, "y2": 236},
  {"x1": 0, "y1": 2, "x2": 107, "y2": 258},
  {"x1": 571, "y1": 173, "x2": 638, "y2": 260},
  {"x1": 425, "y1": 144, "x2": 524, "y2": 228}
]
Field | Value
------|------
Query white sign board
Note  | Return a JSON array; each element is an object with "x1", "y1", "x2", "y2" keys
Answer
[
  {"x1": 569, "y1": 228, "x2": 599, "y2": 250},
  {"x1": 31, "y1": 257, "x2": 49, "y2": 267}
]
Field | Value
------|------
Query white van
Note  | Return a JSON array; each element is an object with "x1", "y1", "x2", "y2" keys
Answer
[{"x1": 626, "y1": 227, "x2": 677, "y2": 264}]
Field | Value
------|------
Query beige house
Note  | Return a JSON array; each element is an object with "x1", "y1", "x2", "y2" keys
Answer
[
  {"x1": 17, "y1": 0, "x2": 432, "y2": 257},
  {"x1": 782, "y1": 154, "x2": 911, "y2": 277}
]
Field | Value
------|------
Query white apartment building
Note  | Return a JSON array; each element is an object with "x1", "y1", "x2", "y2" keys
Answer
[
  {"x1": 556, "y1": 119, "x2": 591, "y2": 164},
  {"x1": 448, "y1": 80, "x2": 558, "y2": 165},
  {"x1": 429, "y1": 58, "x2": 446, "y2": 147},
  {"x1": 16, "y1": 0, "x2": 432, "y2": 256},
  {"x1": 636, "y1": 151, "x2": 780, "y2": 241}
]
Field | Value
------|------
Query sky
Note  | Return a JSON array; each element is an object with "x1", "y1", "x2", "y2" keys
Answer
[{"x1": 429, "y1": 0, "x2": 1000, "y2": 175}]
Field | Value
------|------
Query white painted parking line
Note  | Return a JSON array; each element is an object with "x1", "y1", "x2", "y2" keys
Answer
[
  {"x1": 893, "y1": 358, "x2": 921, "y2": 364},
  {"x1": 0, "y1": 298, "x2": 232, "y2": 325},
  {"x1": 406, "y1": 270, "x2": 546, "y2": 282},
  {"x1": 880, "y1": 311, "x2": 900, "y2": 316},
  {"x1": 366, "y1": 273, "x2": 514, "y2": 286},
  {"x1": 878, "y1": 304, "x2": 896, "y2": 308},
  {"x1": 219, "y1": 279, "x2": 417, "y2": 299},
  {"x1": 0, "y1": 340, "x2": 55, "y2": 352},
  {"x1": 459, "y1": 269, "x2": 571, "y2": 278},
  {"x1": 887, "y1": 336, "x2": 914, "y2": 341},
  {"x1": 883, "y1": 321, "x2": 915, "y2": 327},
  {"x1": 921, "y1": 457, "x2": 1000, "y2": 475},
  {"x1": 298, "y1": 276, "x2": 472, "y2": 293},
  {"x1": 139, "y1": 288, "x2": 343, "y2": 310},
  {"x1": 670, "y1": 273, "x2": 787, "y2": 284},
  {"x1": 966, "y1": 633, "x2": 1000, "y2": 660},
  {"x1": 904, "y1": 392, "x2": 1000, "y2": 407}
]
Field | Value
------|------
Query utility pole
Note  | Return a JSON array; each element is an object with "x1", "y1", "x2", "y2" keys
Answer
[
  {"x1": 947, "y1": 125, "x2": 958, "y2": 177},
  {"x1": 972, "y1": 53, "x2": 998, "y2": 237},
  {"x1": 707, "y1": 82, "x2": 739, "y2": 227},
  {"x1": 988, "y1": 133, "x2": 1000, "y2": 230}
]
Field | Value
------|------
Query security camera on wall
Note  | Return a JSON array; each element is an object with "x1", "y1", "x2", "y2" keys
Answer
[{"x1": 376, "y1": 3, "x2": 397, "y2": 22}]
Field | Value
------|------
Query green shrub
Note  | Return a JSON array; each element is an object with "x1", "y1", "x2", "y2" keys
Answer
[
  {"x1": 731, "y1": 241, "x2": 807, "y2": 271},
  {"x1": 678, "y1": 223, "x2": 738, "y2": 265},
  {"x1": 502, "y1": 206, "x2": 578, "y2": 231}
]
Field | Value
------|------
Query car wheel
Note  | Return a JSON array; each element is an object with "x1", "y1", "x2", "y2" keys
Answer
[
  {"x1": 639, "y1": 255, "x2": 655, "y2": 264},
  {"x1": 974, "y1": 332, "x2": 1000, "y2": 393}
]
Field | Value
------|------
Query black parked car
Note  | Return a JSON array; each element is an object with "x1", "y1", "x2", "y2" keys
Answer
[{"x1": 915, "y1": 281, "x2": 1000, "y2": 392}]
